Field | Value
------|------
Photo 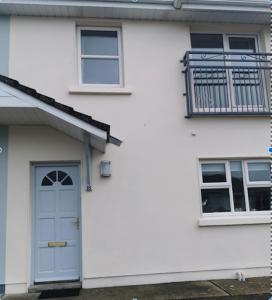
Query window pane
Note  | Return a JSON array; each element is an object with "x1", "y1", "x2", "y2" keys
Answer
[
  {"x1": 202, "y1": 163, "x2": 226, "y2": 183},
  {"x1": 191, "y1": 34, "x2": 227, "y2": 109},
  {"x1": 41, "y1": 176, "x2": 53, "y2": 186},
  {"x1": 248, "y1": 162, "x2": 270, "y2": 182},
  {"x1": 57, "y1": 171, "x2": 67, "y2": 182},
  {"x1": 229, "y1": 37, "x2": 256, "y2": 52},
  {"x1": 248, "y1": 187, "x2": 270, "y2": 211},
  {"x1": 230, "y1": 161, "x2": 246, "y2": 212},
  {"x1": 191, "y1": 34, "x2": 223, "y2": 49},
  {"x1": 228, "y1": 37, "x2": 260, "y2": 107},
  {"x1": 62, "y1": 176, "x2": 73, "y2": 186},
  {"x1": 82, "y1": 58, "x2": 120, "y2": 84},
  {"x1": 194, "y1": 80, "x2": 229, "y2": 109},
  {"x1": 190, "y1": 34, "x2": 224, "y2": 67},
  {"x1": 201, "y1": 189, "x2": 231, "y2": 213},
  {"x1": 47, "y1": 171, "x2": 57, "y2": 182},
  {"x1": 81, "y1": 30, "x2": 118, "y2": 56}
]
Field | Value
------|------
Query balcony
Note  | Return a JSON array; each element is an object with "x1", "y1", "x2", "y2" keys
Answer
[{"x1": 182, "y1": 51, "x2": 271, "y2": 118}]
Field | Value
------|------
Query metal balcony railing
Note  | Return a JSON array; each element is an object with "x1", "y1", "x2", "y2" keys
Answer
[{"x1": 182, "y1": 51, "x2": 271, "y2": 118}]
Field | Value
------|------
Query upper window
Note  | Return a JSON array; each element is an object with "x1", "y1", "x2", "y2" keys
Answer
[
  {"x1": 191, "y1": 33, "x2": 257, "y2": 53},
  {"x1": 191, "y1": 33, "x2": 224, "y2": 50},
  {"x1": 200, "y1": 160, "x2": 270, "y2": 215},
  {"x1": 188, "y1": 33, "x2": 269, "y2": 113},
  {"x1": 79, "y1": 28, "x2": 122, "y2": 85}
]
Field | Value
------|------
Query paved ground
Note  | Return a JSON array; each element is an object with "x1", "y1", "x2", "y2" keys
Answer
[{"x1": 2, "y1": 277, "x2": 270, "y2": 300}]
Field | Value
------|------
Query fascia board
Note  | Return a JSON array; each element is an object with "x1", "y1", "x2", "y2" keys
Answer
[
  {"x1": 0, "y1": 0, "x2": 175, "y2": 10},
  {"x1": 0, "y1": 0, "x2": 269, "y2": 9}
]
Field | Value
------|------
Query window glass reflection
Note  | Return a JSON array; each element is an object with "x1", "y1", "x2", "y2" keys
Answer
[
  {"x1": 230, "y1": 161, "x2": 246, "y2": 212},
  {"x1": 248, "y1": 187, "x2": 270, "y2": 211},
  {"x1": 248, "y1": 162, "x2": 270, "y2": 182},
  {"x1": 202, "y1": 163, "x2": 226, "y2": 183},
  {"x1": 201, "y1": 189, "x2": 231, "y2": 213}
]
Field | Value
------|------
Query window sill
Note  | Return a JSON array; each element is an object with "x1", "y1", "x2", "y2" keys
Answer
[
  {"x1": 198, "y1": 215, "x2": 270, "y2": 227},
  {"x1": 69, "y1": 86, "x2": 132, "y2": 95}
]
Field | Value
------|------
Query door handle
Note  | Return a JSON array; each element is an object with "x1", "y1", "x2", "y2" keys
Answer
[{"x1": 72, "y1": 217, "x2": 80, "y2": 230}]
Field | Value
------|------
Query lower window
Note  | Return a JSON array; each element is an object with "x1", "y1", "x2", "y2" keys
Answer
[{"x1": 200, "y1": 160, "x2": 270, "y2": 214}]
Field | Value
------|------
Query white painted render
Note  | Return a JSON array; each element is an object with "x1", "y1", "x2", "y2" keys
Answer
[{"x1": 4, "y1": 17, "x2": 270, "y2": 293}]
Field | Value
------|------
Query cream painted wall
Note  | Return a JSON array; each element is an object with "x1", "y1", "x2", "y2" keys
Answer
[
  {"x1": 6, "y1": 17, "x2": 270, "y2": 292},
  {"x1": 5, "y1": 126, "x2": 85, "y2": 293}
]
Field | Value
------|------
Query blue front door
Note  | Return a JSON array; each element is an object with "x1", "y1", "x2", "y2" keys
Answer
[{"x1": 34, "y1": 165, "x2": 80, "y2": 283}]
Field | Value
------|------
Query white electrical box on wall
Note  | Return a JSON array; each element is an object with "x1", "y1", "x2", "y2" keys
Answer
[{"x1": 100, "y1": 160, "x2": 111, "y2": 177}]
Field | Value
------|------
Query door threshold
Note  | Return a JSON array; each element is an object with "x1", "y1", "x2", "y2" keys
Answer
[{"x1": 29, "y1": 281, "x2": 81, "y2": 293}]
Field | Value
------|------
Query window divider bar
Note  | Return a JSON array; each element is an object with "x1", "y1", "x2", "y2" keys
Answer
[
  {"x1": 242, "y1": 161, "x2": 250, "y2": 212},
  {"x1": 81, "y1": 55, "x2": 120, "y2": 59},
  {"x1": 226, "y1": 161, "x2": 235, "y2": 213}
]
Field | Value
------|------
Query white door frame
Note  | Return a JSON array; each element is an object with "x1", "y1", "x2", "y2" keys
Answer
[{"x1": 31, "y1": 162, "x2": 82, "y2": 285}]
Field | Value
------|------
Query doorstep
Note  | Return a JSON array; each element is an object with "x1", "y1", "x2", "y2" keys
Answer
[
  {"x1": 2, "y1": 277, "x2": 270, "y2": 300},
  {"x1": 28, "y1": 281, "x2": 81, "y2": 293}
]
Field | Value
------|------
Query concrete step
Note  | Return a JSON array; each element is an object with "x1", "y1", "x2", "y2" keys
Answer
[{"x1": 28, "y1": 281, "x2": 81, "y2": 293}]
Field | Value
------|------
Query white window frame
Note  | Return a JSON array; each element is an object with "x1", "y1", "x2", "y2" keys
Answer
[
  {"x1": 244, "y1": 159, "x2": 271, "y2": 187},
  {"x1": 77, "y1": 26, "x2": 123, "y2": 87},
  {"x1": 199, "y1": 159, "x2": 270, "y2": 217},
  {"x1": 224, "y1": 34, "x2": 268, "y2": 110},
  {"x1": 190, "y1": 32, "x2": 261, "y2": 56}
]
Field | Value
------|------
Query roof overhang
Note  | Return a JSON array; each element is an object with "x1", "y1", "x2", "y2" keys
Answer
[
  {"x1": 0, "y1": 77, "x2": 118, "y2": 152},
  {"x1": 0, "y1": 0, "x2": 270, "y2": 24}
]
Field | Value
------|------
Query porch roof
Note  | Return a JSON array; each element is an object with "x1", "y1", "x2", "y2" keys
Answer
[{"x1": 0, "y1": 75, "x2": 120, "y2": 152}]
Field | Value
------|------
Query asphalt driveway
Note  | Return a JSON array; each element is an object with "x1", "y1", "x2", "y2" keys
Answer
[{"x1": 2, "y1": 277, "x2": 270, "y2": 300}]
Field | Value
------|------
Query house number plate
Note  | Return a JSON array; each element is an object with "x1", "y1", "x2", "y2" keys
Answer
[{"x1": 48, "y1": 241, "x2": 67, "y2": 247}]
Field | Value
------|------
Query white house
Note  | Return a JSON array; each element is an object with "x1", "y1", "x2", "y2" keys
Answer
[{"x1": 0, "y1": 0, "x2": 270, "y2": 295}]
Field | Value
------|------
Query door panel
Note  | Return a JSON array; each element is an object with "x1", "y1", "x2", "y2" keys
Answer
[{"x1": 34, "y1": 165, "x2": 80, "y2": 283}]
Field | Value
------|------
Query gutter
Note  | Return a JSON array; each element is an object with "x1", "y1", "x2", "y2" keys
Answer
[
  {"x1": 180, "y1": 0, "x2": 270, "y2": 11},
  {"x1": 180, "y1": 0, "x2": 270, "y2": 7},
  {"x1": 0, "y1": 0, "x2": 269, "y2": 8},
  {"x1": 0, "y1": 0, "x2": 174, "y2": 3}
]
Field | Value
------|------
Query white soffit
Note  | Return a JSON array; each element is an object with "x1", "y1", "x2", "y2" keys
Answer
[
  {"x1": 0, "y1": 0, "x2": 269, "y2": 24},
  {"x1": 0, "y1": 81, "x2": 108, "y2": 152}
]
